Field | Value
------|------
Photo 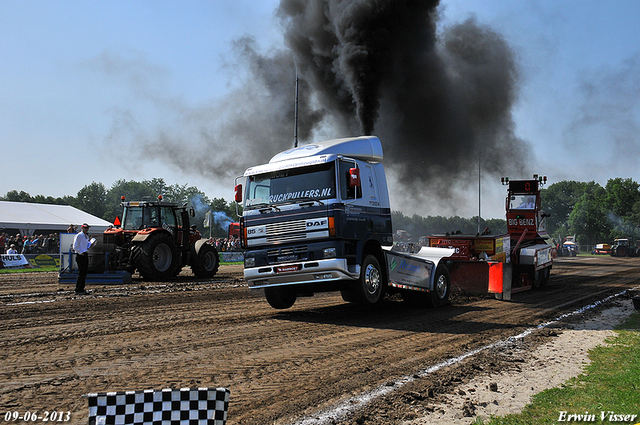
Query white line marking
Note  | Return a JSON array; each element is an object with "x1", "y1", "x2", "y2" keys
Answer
[{"x1": 294, "y1": 288, "x2": 637, "y2": 425}]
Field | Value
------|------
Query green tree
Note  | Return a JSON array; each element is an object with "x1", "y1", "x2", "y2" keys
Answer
[
  {"x1": 103, "y1": 180, "x2": 158, "y2": 222},
  {"x1": 76, "y1": 182, "x2": 108, "y2": 218},
  {"x1": 144, "y1": 178, "x2": 168, "y2": 198},
  {"x1": 604, "y1": 178, "x2": 640, "y2": 239},
  {"x1": 3, "y1": 190, "x2": 34, "y2": 202},
  {"x1": 567, "y1": 182, "x2": 609, "y2": 245},
  {"x1": 541, "y1": 181, "x2": 587, "y2": 240}
]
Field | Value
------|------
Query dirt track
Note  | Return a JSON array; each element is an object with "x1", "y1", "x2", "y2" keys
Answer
[{"x1": 1, "y1": 256, "x2": 639, "y2": 424}]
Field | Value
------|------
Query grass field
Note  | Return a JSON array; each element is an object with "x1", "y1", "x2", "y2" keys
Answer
[{"x1": 477, "y1": 312, "x2": 640, "y2": 424}]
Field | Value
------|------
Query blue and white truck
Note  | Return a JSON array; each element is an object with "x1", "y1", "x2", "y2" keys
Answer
[{"x1": 234, "y1": 135, "x2": 457, "y2": 309}]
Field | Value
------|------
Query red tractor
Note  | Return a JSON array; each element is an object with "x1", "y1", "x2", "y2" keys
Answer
[{"x1": 103, "y1": 196, "x2": 219, "y2": 281}]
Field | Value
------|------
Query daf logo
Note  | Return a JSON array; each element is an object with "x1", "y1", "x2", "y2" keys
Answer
[{"x1": 306, "y1": 219, "x2": 327, "y2": 228}]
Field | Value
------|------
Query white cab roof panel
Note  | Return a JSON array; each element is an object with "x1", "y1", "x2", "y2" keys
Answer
[{"x1": 269, "y1": 135, "x2": 383, "y2": 163}]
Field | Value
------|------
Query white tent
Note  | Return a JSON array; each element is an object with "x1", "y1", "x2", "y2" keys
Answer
[{"x1": 0, "y1": 201, "x2": 112, "y2": 235}]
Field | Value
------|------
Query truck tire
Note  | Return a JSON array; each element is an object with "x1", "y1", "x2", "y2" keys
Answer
[
  {"x1": 532, "y1": 269, "x2": 540, "y2": 289},
  {"x1": 340, "y1": 289, "x2": 357, "y2": 303},
  {"x1": 137, "y1": 233, "x2": 178, "y2": 281},
  {"x1": 264, "y1": 286, "x2": 297, "y2": 309},
  {"x1": 532, "y1": 266, "x2": 550, "y2": 289},
  {"x1": 192, "y1": 243, "x2": 219, "y2": 278},
  {"x1": 352, "y1": 254, "x2": 385, "y2": 305},
  {"x1": 541, "y1": 266, "x2": 551, "y2": 287},
  {"x1": 429, "y1": 264, "x2": 450, "y2": 307}
]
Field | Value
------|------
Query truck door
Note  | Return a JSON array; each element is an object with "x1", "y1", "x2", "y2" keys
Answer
[{"x1": 361, "y1": 164, "x2": 379, "y2": 206}]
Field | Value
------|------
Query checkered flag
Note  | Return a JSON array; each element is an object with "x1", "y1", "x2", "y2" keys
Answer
[{"x1": 86, "y1": 387, "x2": 230, "y2": 425}]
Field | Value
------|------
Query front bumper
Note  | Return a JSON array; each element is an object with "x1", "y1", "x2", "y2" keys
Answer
[{"x1": 245, "y1": 258, "x2": 360, "y2": 289}]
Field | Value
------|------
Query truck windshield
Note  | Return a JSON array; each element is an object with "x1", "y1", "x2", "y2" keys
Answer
[
  {"x1": 245, "y1": 162, "x2": 336, "y2": 210},
  {"x1": 510, "y1": 195, "x2": 536, "y2": 210}
]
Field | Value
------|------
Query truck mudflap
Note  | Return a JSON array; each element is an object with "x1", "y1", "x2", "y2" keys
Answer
[{"x1": 382, "y1": 246, "x2": 454, "y2": 293}]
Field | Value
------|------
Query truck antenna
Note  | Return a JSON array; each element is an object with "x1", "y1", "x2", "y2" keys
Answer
[{"x1": 294, "y1": 69, "x2": 299, "y2": 148}]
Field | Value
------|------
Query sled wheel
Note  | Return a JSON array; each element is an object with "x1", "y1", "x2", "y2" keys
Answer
[{"x1": 428, "y1": 264, "x2": 451, "y2": 307}]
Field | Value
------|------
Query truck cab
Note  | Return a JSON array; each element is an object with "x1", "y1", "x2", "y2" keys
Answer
[
  {"x1": 235, "y1": 136, "x2": 395, "y2": 308},
  {"x1": 503, "y1": 176, "x2": 554, "y2": 288}
]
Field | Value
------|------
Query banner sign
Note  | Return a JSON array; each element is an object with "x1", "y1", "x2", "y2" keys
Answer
[
  {"x1": 220, "y1": 252, "x2": 244, "y2": 263},
  {"x1": 28, "y1": 254, "x2": 60, "y2": 268},
  {"x1": 1, "y1": 254, "x2": 30, "y2": 268}
]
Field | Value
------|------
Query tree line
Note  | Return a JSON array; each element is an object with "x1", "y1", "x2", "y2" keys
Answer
[
  {"x1": 386, "y1": 177, "x2": 640, "y2": 247},
  {"x1": 1, "y1": 179, "x2": 240, "y2": 238},
  {"x1": 2, "y1": 177, "x2": 639, "y2": 246},
  {"x1": 542, "y1": 178, "x2": 640, "y2": 246}
]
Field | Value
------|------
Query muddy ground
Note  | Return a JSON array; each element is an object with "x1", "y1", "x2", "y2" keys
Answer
[{"x1": 1, "y1": 256, "x2": 639, "y2": 424}]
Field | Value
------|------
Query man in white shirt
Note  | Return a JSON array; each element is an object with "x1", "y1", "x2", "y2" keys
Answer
[{"x1": 73, "y1": 223, "x2": 92, "y2": 295}]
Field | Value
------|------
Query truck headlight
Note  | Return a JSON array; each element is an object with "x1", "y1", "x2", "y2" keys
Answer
[
  {"x1": 244, "y1": 257, "x2": 255, "y2": 267},
  {"x1": 323, "y1": 248, "x2": 337, "y2": 259}
]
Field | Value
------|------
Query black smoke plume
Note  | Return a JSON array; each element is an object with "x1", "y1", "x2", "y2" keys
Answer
[
  {"x1": 278, "y1": 0, "x2": 529, "y2": 198},
  {"x1": 102, "y1": 0, "x2": 530, "y2": 214}
]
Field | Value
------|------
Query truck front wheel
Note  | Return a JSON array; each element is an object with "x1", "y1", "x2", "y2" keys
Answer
[
  {"x1": 352, "y1": 254, "x2": 385, "y2": 305},
  {"x1": 264, "y1": 286, "x2": 297, "y2": 309}
]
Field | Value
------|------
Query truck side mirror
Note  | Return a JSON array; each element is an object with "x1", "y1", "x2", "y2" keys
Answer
[
  {"x1": 349, "y1": 168, "x2": 361, "y2": 188},
  {"x1": 234, "y1": 184, "x2": 243, "y2": 203}
]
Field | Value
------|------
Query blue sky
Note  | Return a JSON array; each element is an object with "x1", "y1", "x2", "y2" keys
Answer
[{"x1": 2, "y1": 1, "x2": 640, "y2": 219}]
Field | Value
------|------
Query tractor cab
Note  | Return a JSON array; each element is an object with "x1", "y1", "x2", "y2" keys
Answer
[
  {"x1": 105, "y1": 196, "x2": 194, "y2": 249},
  {"x1": 121, "y1": 201, "x2": 176, "y2": 231},
  {"x1": 503, "y1": 175, "x2": 549, "y2": 243}
]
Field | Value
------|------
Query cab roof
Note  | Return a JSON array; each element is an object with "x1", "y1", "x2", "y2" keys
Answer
[{"x1": 269, "y1": 135, "x2": 383, "y2": 164}]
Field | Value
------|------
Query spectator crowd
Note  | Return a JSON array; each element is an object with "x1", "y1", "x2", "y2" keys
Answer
[
  {"x1": 1, "y1": 229, "x2": 243, "y2": 255},
  {"x1": 209, "y1": 236, "x2": 241, "y2": 252},
  {"x1": 2, "y1": 232, "x2": 60, "y2": 255}
]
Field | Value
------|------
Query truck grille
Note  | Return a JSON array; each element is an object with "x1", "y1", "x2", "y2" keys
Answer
[
  {"x1": 265, "y1": 220, "x2": 307, "y2": 235},
  {"x1": 267, "y1": 246, "x2": 308, "y2": 256},
  {"x1": 246, "y1": 217, "x2": 330, "y2": 246}
]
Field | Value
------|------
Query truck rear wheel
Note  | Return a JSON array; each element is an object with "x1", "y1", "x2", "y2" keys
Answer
[
  {"x1": 352, "y1": 254, "x2": 385, "y2": 305},
  {"x1": 137, "y1": 233, "x2": 177, "y2": 281},
  {"x1": 192, "y1": 243, "x2": 219, "y2": 278},
  {"x1": 264, "y1": 286, "x2": 297, "y2": 309}
]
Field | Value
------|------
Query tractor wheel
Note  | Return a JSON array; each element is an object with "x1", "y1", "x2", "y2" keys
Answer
[
  {"x1": 264, "y1": 286, "x2": 297, "y2": 309},
  {"x1": 137, "y1": 233, "x2": 178, "y2": 281},
  {"x1": 351, "y1": 254, "x2": 385, "y2": 305},
  {"x1": 192, "y1": 243, "x2": 220, "y2": 278},
  {"x1": 616, "y1": 246, "x2": 627, "y2": 257}
]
